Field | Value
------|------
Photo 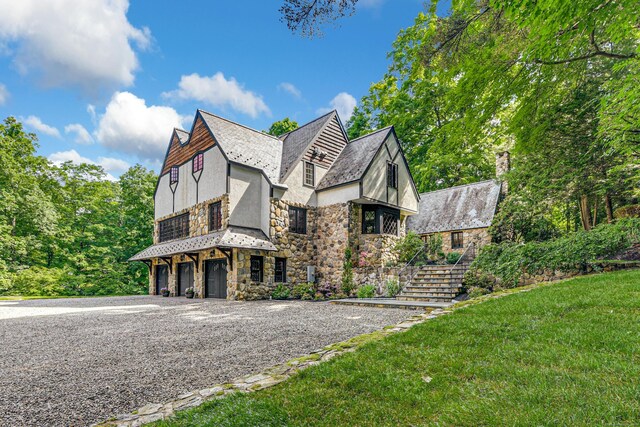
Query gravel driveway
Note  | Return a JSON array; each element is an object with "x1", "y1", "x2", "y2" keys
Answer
[{"x1": 0, "y1": 296, "x2": 409, "y2": 426}]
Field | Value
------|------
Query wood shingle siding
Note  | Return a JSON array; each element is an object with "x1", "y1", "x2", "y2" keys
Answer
[
  {"x1": 303, "y1": 116, "x2": 347, "y2": 168},
  {"x1": 161, "y1": 117, "x2": 214, "y2": 175}
]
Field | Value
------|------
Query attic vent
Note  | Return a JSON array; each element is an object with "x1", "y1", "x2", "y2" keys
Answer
[{"x1": 312, "y1": 147, "x2": 327, "y2": 158}]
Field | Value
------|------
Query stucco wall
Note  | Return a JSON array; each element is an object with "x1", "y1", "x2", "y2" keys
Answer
[
  {"x1": 228, "y1": 164, "x2": 265, "y2": 231},
  {"x1": 281, "y1": 160, "x2": 329, "y2": 206},
  {"x1": 317, "y1": 182, "x2": 360, "y2": 206},
  {"x1": 155, "y1": 146, "x2": 227, "y2": 219},
  {"x1": 361, "y1": 134, "x2": 418, "y2": 213}
]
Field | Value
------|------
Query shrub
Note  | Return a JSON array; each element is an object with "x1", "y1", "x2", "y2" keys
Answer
[
  {"x1": 317, "y1": 281, "x2": 340, "y2": 299},
  {"x1": 384, "y1": 279, "x2": 402, "y2": 297},
  {"x1": 292, "y1": 282, "x2": 315, "y2": 300},
  {"x1": 357, "y1": 284, "x2": 376, "y2": 299},
  {"x1": 341, "y1": 247, "x2": 355, "y2": 296},
  {"x1": 10, "y1": 267, "x2": 68, "y2": 296},
  {"x1": 393, "y1": 231, "x2": 426, "y2": 264},
  {"x1": 271, "y1": 283, "x2": 290, "y2": 300},
  {"x1": 614, "y1": 204, "x2": 640, "y2": 219},
  {"x1": 446, "y1": 252, "x2": 462, "y2": 264},
  {"x1": 471, "y1": 218, "x2": 640, "y2": 287}
]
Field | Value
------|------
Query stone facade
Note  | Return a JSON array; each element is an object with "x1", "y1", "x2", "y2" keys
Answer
[{"x1": 423, "y1": 227, "x2": 491, "y2": 255}]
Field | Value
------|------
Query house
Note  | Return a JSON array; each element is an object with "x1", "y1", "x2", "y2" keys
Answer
[
  {"x1": 130, "y1": 110, "x2": 420, "y2": 299},
  {"x1": 406, "y1": 152, "x2": 509, "y2": 253}
]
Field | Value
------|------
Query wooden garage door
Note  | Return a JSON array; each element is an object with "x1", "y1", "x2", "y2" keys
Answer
[
  {"x1": 205, "y1": 259, "x2": 227, "y2": 299},
  {"x1": 177, "y1": 262, "x2": 194, "y2": 296},
  {"x1": 155, "y1": 264, "x2": 168, "y2": 295}
]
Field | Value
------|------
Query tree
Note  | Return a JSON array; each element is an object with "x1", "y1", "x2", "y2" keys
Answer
[
  {"x1": 267, "y1": 118, "x2": 299, "y2": 136},
  {"x1": 279, "y1": 0, "x2": 358, "y2": 36}
]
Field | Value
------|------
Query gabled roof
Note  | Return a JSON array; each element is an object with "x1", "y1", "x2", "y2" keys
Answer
[
  {"x1": 316, "y1": 126, "x2": 392, "y2": 191},
  {"x1": 407, "y1": 180, "x2": 502, "y2": 234},
  {"x1": 198, "y1": 110, "x2": 283, "y2": 184},
  {"x1": 129, "y1": 226, "x2": 276, "y2": 261},
  {"x1": 278, "y1": 111, "x2": 338, "y2": 180},
  {"x1": 175, "y1": 128, "x2": 190, "y2": 144}
]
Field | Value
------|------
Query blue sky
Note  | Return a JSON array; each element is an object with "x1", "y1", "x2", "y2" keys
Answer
[{"x1": 0, "y1": 0, "x2": 448, "y2": 179}]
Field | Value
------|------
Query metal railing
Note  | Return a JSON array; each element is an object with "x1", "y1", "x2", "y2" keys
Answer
[{"x1": 448, "y1": 242, "x2": 476, "y2": 284}]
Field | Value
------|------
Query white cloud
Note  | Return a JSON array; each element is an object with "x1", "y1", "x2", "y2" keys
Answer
[
  {"x1": 48, "y1": 149, "x2": 130, "y2": 181},
  {"x1": 64, "y1": 123, "x2": 94, "y2": 145},
  {"x1": 317, "y1": 92, "x2": 357, "y2": 123},
  {"x1": 163, "y1": 72, "x2": 270, "y2": 118},
  {"x1": 0, "y1": 0, "x2": 151, "y2": 91},
  {"x1": 95, "y1": 91, "x2": 188, "y2": 161},
  {"x1": 23, "y1": 115, "x2": 61, "y2": 138},
  {"x1": 278, "y1": 82, "x2": 302, "y2": 99},
  {"x1": 0, "y1": 83, "x2": 8, "y2": 105}
]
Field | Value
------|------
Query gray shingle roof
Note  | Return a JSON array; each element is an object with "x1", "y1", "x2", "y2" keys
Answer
[
  {"x1": 316, "y1": 126, "x2": 392, "y2": 191},
  {"x1": 199, "y1": 110, "x2": 283, "y2": 184},
  {"x1": 129, "y1": 227, "x2": 276, "y2": 261},
  {"x1": 407, "y1": 180, "x2": 502, "y2": 234},
  {"x1": 279, "y1": 111, "x2": 336, "y2": 180},
  {"x1": 175, "y1": 129, "x2": 189, "y2": 143}
]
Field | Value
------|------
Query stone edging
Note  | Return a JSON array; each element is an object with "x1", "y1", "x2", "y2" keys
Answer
[{"x1": 95, "y1": 282, "x2": 550, "y2": 427}]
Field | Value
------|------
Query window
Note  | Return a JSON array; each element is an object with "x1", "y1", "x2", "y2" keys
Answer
[
  {"x1": 288, "y1": 206, "x2": 307, "y2": 234},
  {"x1": 362, "y1": 205, "x2": 400, "y2": 236},
  {"x1": 170, "y1": 166, "x2": 179, "y2": 184},
  {"x1": 274, "y1": 257, "x2": 286, "y2": 283},
  {"x1": 382, "y1": 211, "x2": 398, "y2": 235},
  {"x1": 250, "y1": 256, "x2": 263, "y2": 282},
  {"x1": 192, "y1": 153, "x2": 204, "y2": 173},
  {"x1": 304, "y1": 162, "x2": 315, "y2": 186},
  {"x1": 387, "y1": 162, "x2": 398, "y2": 189},
  {"x1": 209, "y1": 201, "x2": 222, "y2": 231},
  {"x1": 451, "y1": 232, "x2": 464, "y2": 249},
  {"x1": 158, "y1": 213, "x2": 189, "y2": 242},
  {"x1": 362, "y1": 206, "x2": 377, "y2": 234}
]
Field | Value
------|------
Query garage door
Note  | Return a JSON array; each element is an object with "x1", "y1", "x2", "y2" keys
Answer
[
  {"x1": 205, "y1": 259, "x2": 227, "y2": 299},
  {"x1": 177, "y1": 262, "x2": 194, "y2": 296},
  {"x1": 155, "y1": 264, "x2": 168, "y2": 295}
]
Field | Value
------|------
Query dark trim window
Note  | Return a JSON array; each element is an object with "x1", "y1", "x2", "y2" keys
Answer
[
  {"x1": 158, "y1": 213, "x2": 189, "y2": 242},
  {"x1": 170, "y1": 166, "x2": 179, "y2": 184},
  {"x1": 387, "y1": 162, "x2": 398, "y2": 189},
  {"x1": 209, "y1": 201, "x2": 222, "y2": 231},
  {"x1": 250, "y1": 256, "x2": 263, "y2": 282},
  {"x1": 288, "y1": 206, "x2": 307, "y2": 234},
  {"x1": 192, "y1": 153, "x2": 204, "y2": 173},
  {"x1": 362, "y1": 205, "x2": 400, "y2": 236},
  {"x1": 304, "y1": 161, "x2": 315, "y2": 186},
  {"x1": 274, "y1": 257, "x2": 286, "y2": 283},
  {"x1": 451, "y1": 232, "x2": 464, "y2": 249}
]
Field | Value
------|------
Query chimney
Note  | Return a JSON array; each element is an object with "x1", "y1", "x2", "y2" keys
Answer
[{"x1": 496, "y1": 151, "x2": 510, "y2": 195}]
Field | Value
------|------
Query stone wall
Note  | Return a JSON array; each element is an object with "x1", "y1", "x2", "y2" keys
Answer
[
  {"x1": 269, "y1": 199, "x2": 315, "y2": 285},
  {"x1": 350, "y1": 204, "x2": 405, "y2": 269},
  {"x1": 314, "y1": 203, "x2": 350, "y2": 285},
  {"x1": 436, "y1": 228, "x2": 491, "y2": 254}
]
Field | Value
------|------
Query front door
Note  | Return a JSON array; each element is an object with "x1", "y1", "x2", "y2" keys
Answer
[
  {"x1": 205, "y1": 259, "x2": 227, "y2": 298},
  {"x1": 155, "y1": 264, "x2": 168, "y2": 295},
  {"x1": 177, "y1": 262, "x2": 194, "y2": 296}
]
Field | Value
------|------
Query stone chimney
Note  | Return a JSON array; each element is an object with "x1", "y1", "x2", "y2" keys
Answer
[{"x1": 496, "y1": 151, "x2": 510, "y2": 195}]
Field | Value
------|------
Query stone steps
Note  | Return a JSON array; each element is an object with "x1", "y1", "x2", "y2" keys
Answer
[{"x1": 397, "y1": 262, "x2": 471, "y2": 303}]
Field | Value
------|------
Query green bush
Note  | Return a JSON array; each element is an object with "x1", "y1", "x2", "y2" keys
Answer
[
  {"x1": 10, "y1": 267, "x2": 69, "y2": 296},
  {"x1": 393, "y1": 231, "x2": 426, "y2": 264},
  {"x1": 384, "y1": 279, "x2": 402, "y2": 297},
  {"x1": 271, "y1": 283, "x2": 290, "y2": 300},
  {"x1": 446, "y1": 252, "x2": 462, "y2": 264},
  {"x1": 341, "y1": 247, "x2": 355, "y2": 296},
  {"x1": 292, "y1": 282, "x2": 315, "y2": 300},
  {"x1": 357, "y1": 284, "x2": 376, "y2": 299},
  {"x1": 471, "y1": 218, "x2": 640, "y2": 287}
]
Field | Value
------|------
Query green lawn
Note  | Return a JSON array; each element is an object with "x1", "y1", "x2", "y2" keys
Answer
[{"x1": 153, "y1": 270, "x2": 640, "y2": 426}]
